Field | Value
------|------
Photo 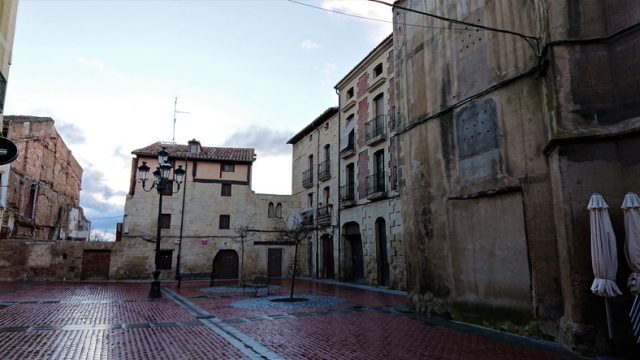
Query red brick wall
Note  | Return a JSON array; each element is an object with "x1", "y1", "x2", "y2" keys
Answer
[
  {"x1": 357, "y1": 99, "x2": 368, "y2": 148},
  {"x1": 357, "y1": 72, "x2": 369, "y2": 98},
  {"x1": 358, "y1": 150, "x2": 369, "y2": 199}
]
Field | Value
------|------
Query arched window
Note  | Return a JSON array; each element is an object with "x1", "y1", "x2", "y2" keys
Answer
[
  {"x1": 268, "y1": 202, "x2": 275, "y2": 218},
  {"x1": 275, "y1": 203, "x2": 282, "y2": 218}
]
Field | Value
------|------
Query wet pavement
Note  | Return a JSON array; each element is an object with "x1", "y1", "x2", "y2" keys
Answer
[{"x1": 0, "y1": 279, "x2": 580, "y2": 359}]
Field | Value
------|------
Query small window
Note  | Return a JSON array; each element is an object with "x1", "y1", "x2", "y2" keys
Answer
[
  {"x1": 190, "y1": 145, "x2": 197, "y2": 154},
  {"x1": 221, "y1": 183, "x2": 232, "y2": 197},
  {"x1": 219, "y1": 215, "x2": 230, "y2": 229},
  {"x1": 309, "y1": 134, "x2": 313, "y2": 142},
  {"x1": 374, "y1": 63, "x2": 383, "y2": 77},
  {"x1": 222, "y1": 164, "x2": 235, "y2": 172},
  {"x1": 159, "y1": 214, "x2": 171, "y2": 229},
  {"x1": 268, "y1": 202, "x2": 275, "y2": 218},
  {"x1": 23, "y1": 184, "x2": 37, "y2": 219},
  {"x1": 346, "y1": 87, "x2": 354, "y2": 99},
  {"x1": 157, "y1": 250, "x2": 173, "y2": 270},
  {"x1": 275, "y1": 203, "x2": 282, "y2": 218}
]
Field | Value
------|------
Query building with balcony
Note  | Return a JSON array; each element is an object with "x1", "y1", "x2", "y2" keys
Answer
[
  {"x1": 334, "y1": 35, "x2": 405, "y2": 290},
  {"x1": 288, "y1": 107, "x2": 339, "y2": 279},
  {"x1": 119, "y1": 139, "x2": 295, "y2": 281}
]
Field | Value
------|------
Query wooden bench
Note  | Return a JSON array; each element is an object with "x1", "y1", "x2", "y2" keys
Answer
[{"x1": 249, "y1": 276, "x2": 271, "y2": 297}]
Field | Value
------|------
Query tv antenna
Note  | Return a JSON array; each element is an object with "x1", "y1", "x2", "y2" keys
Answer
[{"x1": 173, "y1": 96, "x2": 190, "y2": 143}]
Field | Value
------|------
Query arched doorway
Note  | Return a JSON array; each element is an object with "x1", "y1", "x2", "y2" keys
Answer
[
  {"x1": 343, "y1": 222, "x2": 364, "y2": 283},
  {"x1": 212, "y1": 250, "x2": 239, "y2": 280},
  {"x1": 376, "y1": 218, "x2": 390, "y2": 287}
]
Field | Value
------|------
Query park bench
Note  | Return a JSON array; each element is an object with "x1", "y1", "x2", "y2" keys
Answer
[{"x1": 249, "y1": 276, "x2": 271, "y2": 297}]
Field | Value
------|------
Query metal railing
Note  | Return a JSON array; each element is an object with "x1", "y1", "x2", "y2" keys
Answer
[
  {"x1": 301, "y1": 210, "x2": 314, "y2": 226},
  {"x1": 317, "y1": 204, "x2": 332, "y2": 225},
  {"x1": 366, "y1": 171, "x2": 385, "y2": 196},
  {"x1": 340, "y1": 183, "x2": 356, "y2": 203},
  {"x1": 302, "y1": 168, "x2": 313, "y2": 188},
  {"x1": 317, "y1": 160, "x2": 331, "y2": 180},
  {"x1": 365, "y1": 115, "x2": 386, "y2": 144},
  {"x1": 340, "y1": 131, "x2": 356, "y2": 154}
]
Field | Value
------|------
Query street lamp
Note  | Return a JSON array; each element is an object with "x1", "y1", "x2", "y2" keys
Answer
[{"x1": 137, "y1": 146, "x2": 186, "y2": 298}]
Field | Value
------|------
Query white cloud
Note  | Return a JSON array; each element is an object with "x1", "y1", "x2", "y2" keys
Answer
[
  {"x1": 301, "y1": 39, "x2": 320, "y2": 51},
  {"x1": 321, "y1": 0, "x2": 393, "y2": 43}
]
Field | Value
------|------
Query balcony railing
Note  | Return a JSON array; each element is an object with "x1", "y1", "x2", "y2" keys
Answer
[
  {"x1": 340, "y1": 183, "x2": 356, "y2": 205},
  {"x1": 365, "y1": 115, "x2": 386, "y2": 146},
  {"x1": 317, "y1": 204, "x2": 332, "y2": 226},
  {"x1": 301, "y1": 209, "x2": 314, "y2": 226},
  {"x1": 366, "y1": 171, "x2": 386, "y2": 198},
  {"x1": 317, "y1": 160, "x2": 331, "y2": 181},
  {"x1": 340, "y1": 131, "x2": 356, "y2": 158},
  {"x1": 302, "y1": 168, "x2": 313, "y2": 188}
]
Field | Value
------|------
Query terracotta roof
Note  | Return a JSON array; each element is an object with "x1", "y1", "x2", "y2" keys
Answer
[
  {"x1": 132, "y1": 142, "x2": 255, "y2": 163},
  {"x1": 287, "y1": 107, "x2": 339, "y2": 144}
]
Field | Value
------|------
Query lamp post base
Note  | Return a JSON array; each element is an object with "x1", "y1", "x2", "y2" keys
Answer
[{"x1": 149, "y1": 270, "x2": 162, "y2": 298}]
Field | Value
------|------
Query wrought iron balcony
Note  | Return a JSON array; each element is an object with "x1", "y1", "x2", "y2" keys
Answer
[
  {"x1": 340, "y1": 183, "x2": 356, "y2": 206},
  {"x1": 302, "y1": 168, "x2": 313, "y2": 189},
  {"x1": 365, "y1": 115, "x2": 386, "y2": 146},
  {"x1": 317, "y1": 204, "x2": 332, "y2": 227},
  {"x1": 340, "y1": 131, "x2": 356, "y2": 158},
  {"x1": 366, "y1": 171, "x2": 386, "y2": 199},
  {"x1": 317, "y1": 160, "x2": 331, "y2": 181}
]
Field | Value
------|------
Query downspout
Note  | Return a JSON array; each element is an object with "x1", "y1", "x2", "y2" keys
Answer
[
  {"x1": 313, "y1": 122, "x2": 320, "y2": 279},
  {"x1": 336, "y1": 89, "x2": 342, "y2": 281}
]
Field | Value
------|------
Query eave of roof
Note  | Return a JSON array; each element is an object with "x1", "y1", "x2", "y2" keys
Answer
[
  {"x1": 286, "y1": 107, "x2": 339, "y2": 144},
  {"x1": 132, "y1": 142, "x2": 256, "y2": 163}
]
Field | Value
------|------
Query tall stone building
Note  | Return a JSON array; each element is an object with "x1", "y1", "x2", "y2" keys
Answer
[
  {"x1": 393, "y1": 0, "x2": 640, "y2": 354},
  {"x1": 288, "y1": 107, "x2": 339, "y2": 280},
  {"x1": 119, "y1": 139, "x2": 294, "y2": 281},
  {"x1": 334, "y1": 35, "x2": 405, "y2": 289},
  {"x1": 1, "y1": 116, "x2": 89, "y2": 240}
]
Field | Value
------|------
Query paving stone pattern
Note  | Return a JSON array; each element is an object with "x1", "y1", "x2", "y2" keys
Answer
[{"x1": 0, "y1": 280, "x2": 579, "y2": 359}]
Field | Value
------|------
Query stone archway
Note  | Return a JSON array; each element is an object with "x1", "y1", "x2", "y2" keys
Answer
[
  {"x1": 212, "y1": 249, "x2": 239, "y2": 280},
  {"x1": 342, "y1": 222, "x2": 364, "y2": 283}
]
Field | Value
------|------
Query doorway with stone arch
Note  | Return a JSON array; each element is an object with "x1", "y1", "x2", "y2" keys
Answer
[
  {"x1": 342, "y1": 222, "x2": 364, "y2": 283},
  {"x1": 212, "y1": 249, "x2": 239, "y2": 280},
  {"x1": 375, "y1": 217, "x2": 390, "y2": 287}
]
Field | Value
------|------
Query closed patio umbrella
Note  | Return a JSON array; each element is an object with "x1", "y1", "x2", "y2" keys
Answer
[
  {"x1": 622, "y1": 192, "x2": 640, "y2": 341},
  {"x1": 588, "y1": 193, "x2": 622, "y2": 339}
]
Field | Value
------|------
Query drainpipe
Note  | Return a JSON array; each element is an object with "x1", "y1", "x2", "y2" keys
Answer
[
  {"x1": 336, "y1": 89, "x2": 342, "y2": 282},
  {"x1": 313, "y1": 122, "x2": 320, "y2": 279},
  {"x1": 176, "y1": 155, "x2": 188, "y2": 288}
]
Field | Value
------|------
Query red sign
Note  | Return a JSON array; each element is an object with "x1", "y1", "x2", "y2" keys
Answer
[{"x1": 201, "y1": 239, "x2": 208, "y2": 245}]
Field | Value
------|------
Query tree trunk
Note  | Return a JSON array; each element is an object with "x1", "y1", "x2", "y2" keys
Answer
[{"x1": 290, "y1": 241, "x2": 298, "y2": 299}]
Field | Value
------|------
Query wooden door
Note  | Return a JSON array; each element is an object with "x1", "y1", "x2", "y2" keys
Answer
[
  {"x1": 351, "y1": 236, "x2": 364, "y2": 282},
  {"x1": 81, "y1": 250, "x2": 111, "y2": 280},
  {"x1": 267, "y1": 248, "x2": 282, "y2": 278},
  {"x1": 212, "y1": 250, "x2": 239, "y2": 280}
]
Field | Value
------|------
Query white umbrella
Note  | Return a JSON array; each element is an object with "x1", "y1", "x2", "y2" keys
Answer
[
  {"x1": 588, "y1": 193, "x2": 622, "y2": 339},
  {"x1": 622, "y1": 192, "x2": 640, "y2": 342}
]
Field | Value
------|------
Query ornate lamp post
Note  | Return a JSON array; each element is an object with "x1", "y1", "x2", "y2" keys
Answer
[{"x1": 137, "y1": 146, "x2": 186, "y2": 298}]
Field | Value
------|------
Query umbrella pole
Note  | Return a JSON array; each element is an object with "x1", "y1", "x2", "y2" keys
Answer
[{"x1": 605, "y1": 298, "x2": 614, "y2": 339}]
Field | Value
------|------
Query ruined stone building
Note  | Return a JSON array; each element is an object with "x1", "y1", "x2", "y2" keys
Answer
[
  {"x1": 119, "y1": 139, "x2": 294, "y2": 281},
  {"x1": 288, "y1": 107, "x2": 339, "y2": 280},
  {"x1": 1, "y1": 116, "x2": 89, "y2": 240},
  {"x1": 393, "y1": 0, "x2": 640, "y2": 354}
]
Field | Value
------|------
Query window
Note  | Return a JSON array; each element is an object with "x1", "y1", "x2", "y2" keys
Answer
[
  {"x1": 159, "y1": 214, "x2": 171, "y2": 229},
  {"x1": 309, "y1": 134, "x2": 313, "y2": 142},
  {"x1": 157, "y1": 250, "x2": 173, "y2": 270},
  {"x1": 323, "y1": 187, "x2": 330, "y2": 205},
  {"x1": 219, "y1": 215, "x2": 230, "y2": 229},
  {"x1": 268, "y1": 202, "x2": 275, "y2": 218},
  {"x1": 374, "y1": 94, "x2": 384, "y2": 118},
  {"x1": 190, "y1": 145, "x2": 198, "y2": 154},
  {"x1": 308, "y1": 155, "x2": 314, "y2": 172},
  {"x1": 308, "y1": 193, "x2": 313, "y2": 208},
  {"x1": 324, "y1": 144, "x2": 330, "y2": 162},
  {"x1": 374, "y1": 63, "x2": 383, "y2": 77},
  {"x1": 275, "y1": 203, "x2": 282, "y2": 218},
  {"x1": 222, "y1": 163, "x2": 235, "y2": 172},
  {"x1": 221, "y1": 183, "x2": 232, "y2": 197},
  {"x1": 346, "y1": 87, "x2": 354, "y2": 99},
  {"x1": 23, "y1": 184, "x2": 37, "y2": 219}
]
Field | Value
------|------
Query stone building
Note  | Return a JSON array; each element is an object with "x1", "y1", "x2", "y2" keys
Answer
[
  {"x1": 287, "y1": 107, "x2": 339, "y2": 280},
  {"x1": 334, "y1": 35, "x2": 405, "y2": 290},
  {"x1": 119, "y1": 139, "x2": 294, "y2": 281},
  {"x1": 1, "y1": 116, "x2": 89, "y2": 240},
  {"x1": 0, "y1": 0, "x2": 18, "y2": 227},
  {"x1": 393, "y1": 0, "x2": 640, "y2": 354}
]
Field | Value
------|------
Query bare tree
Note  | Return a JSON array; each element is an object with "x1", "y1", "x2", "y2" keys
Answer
[
  {"x1": 275, "y1": 216, "x2": 315, "y2": 300},
  {"x1": 234, "y1": 224, "x2": 251, "y2": 284}
]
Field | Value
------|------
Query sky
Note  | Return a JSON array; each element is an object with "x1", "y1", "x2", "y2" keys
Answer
[{"x1": 4, "y1": 0, "x2": 393, "y2": 239}]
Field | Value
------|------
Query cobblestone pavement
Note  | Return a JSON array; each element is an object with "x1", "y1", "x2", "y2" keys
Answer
[{"x1": 0, "y1": 280, "x2": 580, "y2": 359}]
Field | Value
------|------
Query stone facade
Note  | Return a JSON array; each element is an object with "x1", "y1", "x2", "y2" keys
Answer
[
  {"x1": 393, "y1": 0, "x2": 640, "y2": 354},
  {"x1": 120, "y1": 140, "x2": 295, "y2": 281},
  {"x1": 1, "y1": 116, "x2": 89, "y2": 240},
  {"x1": 287, "y1": 107, "x2": 339, "y2": 280},
  {"x1": 334, "y1": 35, "x2": 405, "y2": 290}
]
